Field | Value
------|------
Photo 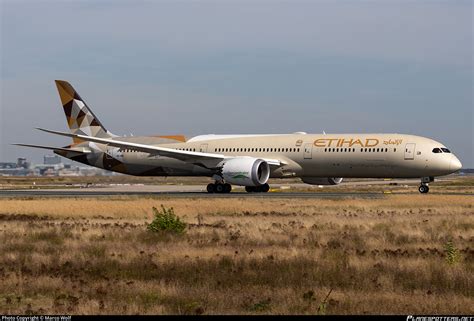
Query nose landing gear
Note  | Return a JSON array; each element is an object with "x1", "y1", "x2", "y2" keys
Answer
[
  {"x1": 418, "y1": 184, "x2": 429, "y2": 194},
  {"x1": 418, "y1": 177, "x2": 433, "y2": 194}
]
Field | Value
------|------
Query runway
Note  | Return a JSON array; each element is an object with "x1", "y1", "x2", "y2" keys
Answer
[
  {"x1": 0, "y1": 181, "x2": 471, "y2": 198},
  {"x1": 0, "y1": 189, "x2": 386, "y2": 199}
]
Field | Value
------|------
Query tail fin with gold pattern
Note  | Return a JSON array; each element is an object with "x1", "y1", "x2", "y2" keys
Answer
[{"x1": 55, "y1": 80, "x2": 115, "y2": 142}]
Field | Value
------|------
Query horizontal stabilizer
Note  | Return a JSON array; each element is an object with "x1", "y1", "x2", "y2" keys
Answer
[{"x1": 12, "y1": 143, "x2": 90, "y2": 155}]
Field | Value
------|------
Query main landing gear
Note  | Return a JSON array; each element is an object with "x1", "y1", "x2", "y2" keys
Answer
[
  {"x1": 418, "y1": 177, "x2": 433, "y2": 194},
  {"x1": 245, "y1": 183, "x2": 270, "y2": 193},
  {"x1": 206, "y1": 182, "x2": 271, "y2": 193},
  {"x1": 207, "y1": 182, "x2": 232, "y2": 194}
]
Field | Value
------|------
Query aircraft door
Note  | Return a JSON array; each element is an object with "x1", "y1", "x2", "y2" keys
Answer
[
  {"x1": 199, "y1": 144, "x2": 208, "y2": 153},
  {"x1": 404, "y1": 143, "x2": 415, "y2": 160},
  {"x1": 303, "y1": 143, "x2": 312, "y2": 159}
]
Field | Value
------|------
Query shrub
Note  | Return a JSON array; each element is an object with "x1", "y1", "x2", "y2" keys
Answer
[
  {"x1": 444, "y1": 241, "x2": 461, "y2": 265},
  {"x1": 249, "y1": 299, "x2": 271, "y2": 312},
  {"x1": 147, "y1": 205, "x2": 186, "y2": 234}
]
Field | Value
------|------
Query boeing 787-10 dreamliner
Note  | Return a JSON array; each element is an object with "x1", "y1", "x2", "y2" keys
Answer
[{"x1": 15, "y1": 80, "x2": 462, "y2": 194}]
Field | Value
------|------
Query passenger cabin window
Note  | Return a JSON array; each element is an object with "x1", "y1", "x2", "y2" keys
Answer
[
  {"x1": 432, "y1": 148, "x2": 442, "y2": 153},
  {"x1": 441, "y1": 148, "x2": 451, "y2": 153}
]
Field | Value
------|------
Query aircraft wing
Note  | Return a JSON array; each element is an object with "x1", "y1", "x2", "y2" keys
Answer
[{"x1": 36, "y1": 128, "x2": 284, "y2": 169}]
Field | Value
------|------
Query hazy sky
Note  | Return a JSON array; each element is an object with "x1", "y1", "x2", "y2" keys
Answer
[{"x1": 1, "y1": 0, "x2": 473, "y2": 167}]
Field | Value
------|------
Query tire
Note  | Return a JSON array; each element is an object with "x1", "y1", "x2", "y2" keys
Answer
[
  {"x1": 207, "y1": 183, "x2": 215, "y2": 193},
  {"x1": 261, "y1": 183, "x2": 270, "y2": 193},
  {"x1": 224, "y1": 183, "x2": 232, "y2": 193},
  {"x1": 215, "y1": 183, "x2": 225, "y2": 193},
  {"x1": 418, "y1": 185, "x2": 429, "y2": 194},
  {"x1": 245, "y1": 186, "x2": 255, "y2": 193}
]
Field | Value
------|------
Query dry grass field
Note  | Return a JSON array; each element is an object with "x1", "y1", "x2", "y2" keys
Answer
[{"x1": 0, "y1": 195, "x2": 472, "y2": 314}]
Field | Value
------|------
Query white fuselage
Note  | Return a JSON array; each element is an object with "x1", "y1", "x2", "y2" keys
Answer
[{"x1": 112, "y1": 133, "x2": 461, "y2": 179}]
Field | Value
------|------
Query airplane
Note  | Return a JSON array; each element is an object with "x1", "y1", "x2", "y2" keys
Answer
[{"x1": 15, "y1": 80, "x2": 462, "y2": 194}]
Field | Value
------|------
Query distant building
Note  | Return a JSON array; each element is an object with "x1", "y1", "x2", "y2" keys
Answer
[
  {"x1": 0, "y1": 162, "x2": 17, "y2": 169},
  {"x1": 17, "y1": 157, "x2": 29, "y2": 169},
  {"x1": 0, "y1": 158, "x2": 32, "y2": 176},
  {"x1": 44, "y1": 155, "x2": 62, "y2": 165},
  {"x1": 0, "y1": 155, "x2": 128, "y2": 176}
]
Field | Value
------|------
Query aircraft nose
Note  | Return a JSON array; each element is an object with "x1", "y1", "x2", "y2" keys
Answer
[{"x1": 450, "y1": 156, "x2": 462, "y2": 172}]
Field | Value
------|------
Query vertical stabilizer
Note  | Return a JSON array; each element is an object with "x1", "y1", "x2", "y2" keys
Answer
[{"x1": 55, "y1": 80, "x2": 114, "y2": 141}]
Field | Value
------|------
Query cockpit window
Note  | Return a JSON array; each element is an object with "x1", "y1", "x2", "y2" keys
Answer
[
  {"x1": 441, "y1": 148, "x2": 451, "y2": 153},
  {"x1": 432, "y1": 148, "x2": 442, "y2": 153}
]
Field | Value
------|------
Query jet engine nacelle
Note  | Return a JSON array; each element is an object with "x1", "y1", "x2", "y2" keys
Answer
[
  {"x1": 220, "y1": 157, "x2": 270, "y2": 187},
  {"x1": 301, "y1": 177, "x2": 343, "y2": 185}
]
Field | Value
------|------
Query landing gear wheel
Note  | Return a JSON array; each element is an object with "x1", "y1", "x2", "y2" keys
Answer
[
  {"x1": 418, "y1": 185, "x2": 429, "y2": 194},
  {"x1": 215, "y1": 183, "x2": 225, "y2": 193},
  {"x1": 209, "y1": 182, "x2": 232, "y2": 194},
  {"x1": 245, "y1": 186, "x2": 255, "y2": 193},
  {"x1": 207, "y1": 183, "x2": 215, "y2": 193},
  {"x1": 245, "y1": 184, "x2": 270, "y2": 193}
]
